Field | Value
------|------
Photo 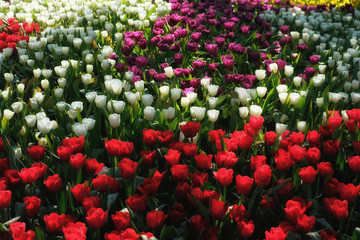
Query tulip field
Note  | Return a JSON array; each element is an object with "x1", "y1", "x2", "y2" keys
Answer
[{"x1": 1, "y1": 0, "x2": 360, "y2": 239}]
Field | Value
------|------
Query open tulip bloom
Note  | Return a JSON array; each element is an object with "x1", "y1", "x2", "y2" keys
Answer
[{"x1": 1, "y1": 0, "x2": 360, "y2": 239}]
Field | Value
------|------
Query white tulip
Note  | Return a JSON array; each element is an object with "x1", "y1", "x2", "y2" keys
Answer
[
  {"x1": 1, "y1": 89, "x2": 9, "y2": 100},
  {"x1": 171, "y1": 88, "x2": 182, "y2": 101},
  {"x1": 255, "y1": 69, "x2": 266, "y2": 81},
  {"x1": 201, "y1": 77, "x2": 211, "y2": 89},
  {"x1": 207, "y1": 109, "x2": 220, "y2": 122},
  {"x1": 279, "y1": 93, "x2": 288, "y2": 104},
  {"x1": 107, "y1": 100, "x2": 125, "y2": 113},
  {"x1": 73, "y1": 38, "x2": 82, "y2": 48},
  {"x1": 208, "y1": 97, "x2": 218, "y2": 109},
  {"x1": 125, "y1": 92, "x2": 138, "y2": 105},
  {"x1": 142, "y1": 94, "x2": 154, "y2": 106},
  {"x1": 190, "y1": 106, "x2": 206, "y2": 121},
  {"x1": 125, "y1": 71, "x2": 134, "y2": 80},
  {"x1": 351, "y1": 92, "x2": 360, "y2": 103},
  {"x1": 164, "y1": 66, "x2": 174, "y2": 78},
  {"x1": 37, "y1": 117, "x2": 53, "y2": 134},
  {"x1": 276, "y1": 123, "x2": 287, "y2": 135},
  {"x1": 33, "y1": 68, "x2": 41, "y2": 79},
  {"x1": 3, "y1": 109, "x2": 14, "y2": 120},
  {"x1": 54, "y1": 88, "x2": 64, "y2": 99},
  {"x1": 208, "y1": 85, "x2": 219, "y2": 97},
  {"x1": 11, "y1": 102, "x2": 23, "y2": 113},
  {"x1": 187, "y1": 92, "x2": 197, "y2": 103},
  {"x1": 58, "y1": 78, "x2": 67, "y2": 88},
  {"x1": 29, "y1": 98, "x2": 38, "y2": 109},
  {"x1": 72, "y1": 122, "x2": 88, "y2": 136},
  {"x1": 95, "y1": 95, "x2": 107, "y2": 108},
  {"x1": 134, "y1": 80, "x2": 145, "y2": 92},
  {"x1": 82, "y1": 118, "x2": 96, "y2": 130},
  {"x1": 3, "y1": 47, "x2": 13, "y2": 57},
  {"x1": 181, "y1": 97, "x2": 190, "y2": 108},
  {"x1": 318, "y1": 64, "x2": 327, "y2": 74},
  {"x1": 293, "y1": 76, "x2": 302, "y2": 87},
  {"x1": 41, "y1": 79, "x2": 49, "y2": 89},
  {"x1": 284, "y1": 65, "x2": 294, "y2": 77},
  {"x1": 297, "y1": 121, "x2": 307, "y2": 133},
  {"x1": 269, "y1": 63, "x2": 278, "y2": 74},
  {"x1": 159, "y1": 86, "x2": 170, "y2": 97},
  {"x1": 42, "y1": 69, "x2": 52, "y2": 79},
  {"x1": 276, "y1": 84, "x2": 288, "y2": 93},
  {"x1": 289, "y1": 93, "x2": 301, "y2": 105},
  {"x1": 316, "y1": 98, "x2": 324, "y2": 107},
  {"x1": 108, "y1": 114, "x2": 121, "y2": 128},
  {"x1": 85, "y1": 92, "x2": 97, "y2": 103},
  {"x1": 71, "y1": 101, "x2": 84, "y2": 112},
  {"x1": 280, "y1": 114, "x2": 288, "y2": 123},
  {"x1": 256, "y1": 87, "x2": 267, "y2": 98},
  {"x1": 25, "y1": 115, "x2": 36, "y2": 127},
  {"x1": 4, "y1": 73, "x2": 13, "y2": 82},
  {"x1": 352, "y1": 80, "x2": 359, "y2": 89},
  {"x1": 144, "y1": 106, "x2": 156, "y2": 121},
  {"x1": 81, "y1": 73, "x2": 92, "y2": 85},
  {"x1": 36, "y1": 112, "x2": 46, "y2": 120},
  {"x1": 239, "y1": 107, "x2": 249, "y2": 119},
  {"x1": 34, "y1": 92, "x2": 45, "y2": 104},
  {"x1": 17, "y1": 84, "x2": 25, "y2": 94},
  {"x1": 249, "y1": 105, "x2": 262, "y2": 116}
]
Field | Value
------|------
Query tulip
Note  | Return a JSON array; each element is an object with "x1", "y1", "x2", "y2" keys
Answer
[
  {"x1": 134, "y1": 81, "x2": 145, "y2": 92},
  {"x1": 352, "y1": 80, "x2": 359, "y2": 89},
  {"x1": 276, "y1": 84, "x2": 287, "y2": 93},
  {"x1": 190, "y1": 107, "x2": 206, "y2": 121},
  {"x1": 34, "y1": 92, "x2": 45, "y2": 104},
  {"x1": 25, "y1": 115, "x2": 37, "y2": 127},
  {"x1": 107, "y1": 100, "x2": 125, "y2": 113},
  {"x1": 181, "y1": 97, "x2": 190, "y2": 108},
  {"x1": 187, "y1": 92, "x2": 197, "y2": 103},
  {"x1": 85, "y1": 92, "x2": 97, "y2": 103},
  {"x1": 1, "y1": 89, "x2": 9, "y2": 101},
  {"x1": 207, "y1": 110, "x2": 220, "y2": 123},
  {"x1": 164, "y1": 66, "x2": 174, "y2": 78},
  {"x1": 81, "y1": 74, "x2": 92, "y2": 85},
  {"x1": 72, "y1": 123, "x2": 88, "y2": 137},
  {"x1": 208, "y1": 97, "x2": 218, "y2": 109},
  {"x1": 37, "y1": 118, "x2": 54, "y2": 134},
  {"x1": 3, "y1": 47, "x2": 13, "y2": 57},
  {"x1": 142, "y1": 94, "x2": 154, "y2": 106},
  {"x1": 351, "y1": 93, "x2": 360, "y2": 103},
  {"x1": 171, "y1": 88, "x2": 182, "y2": 101},
  {"x1": 256, "y1": 87, "x2": 267, "y2": 98},
  {"x1": 95, "y1": 95, "x2": 107, "y2": 108},
  {"x1": 276, "y1": 123, "x2": 287, "y2": 135},
  {"x1": 284, "y1": 65, "x2": 294, "y2": 77},
  {"x1": 239, "y1": 107, "x2": 249, "y2": 119},
  {"x1": 17, "y1": 84, "x2": 25, "y2": 94},
  {"x1": 11, "y1": 102, "x2": 23, "y2": 114},
  {"x1": 201, "y1": 77, "x2": 211, "y2": 89},
  {"x1": 269, "y1": 63, "x2": 278, "y2": 74},
  {"x1": 3, "y1": 109, "x2": 14, "y2": 120},
  {"x1": 54, "y1": 88, "x2": 64, "y2": 99},
  {"x1": 58, "y1": 78, "x2": 66, "y2": 88},
  {"x1": 162, "y1": 107, "x2": 175, "y2": 120},
  {"x1": 108, "y1": 114, "x2": 121, "y2": 128},
  {"x1": 289, "y1": 93, "x2": 300, "y2": 105},
  {"x1": 159, "y1": 86, "x2": 170, "y2": 97},
  {"x1": 249, "y1": 105, "x2": 262, "y2": 116},
  {"x1": 144, "y1": 107, "x2": 156, "y2": 121},
  {"x1": 125, "y1": 92, "x2": 138, "y2": 105},
  {"x1": 279, "y1": 93, "x2": 288, "y2": 104},
  {"x1": 255, "y1": 69, "x2": 266, "y2": 80},
  {"x1": 208, "y1": 85, "x2": 219, "y2": 97},
  {"x1": 4, "y1": 73, "x2": 13, "y2": 83},
  {"x1": 82, "y1": 118, "x2": 96, "y2": 130}
]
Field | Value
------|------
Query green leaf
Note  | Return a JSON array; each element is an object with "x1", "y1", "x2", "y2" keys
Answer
[
  {"x1": 352, "y1": 228, "x2": 360, "y2": 240},
  {"x1": 59, "y1": 190, "x2": 66, "y2": 214},
  {"x1": 159, "y1": 226, "x2": 178, "y2": 240},
  {"x1": 287, "y1": 231, "x2": 302, "y2": 240},
  {"x1": 0, "y1": 223, "x2": 7, "y2": 232},
  {"x1": 91, "y1": 148, "x2": 104, "y2": 159},
  {"x1": 316, "y1": 218, "x2": 332, "y2": 229},
  {"x1": 35, "y1": 227, "x2": 45, "y2": 240},
  {"x1": 107, "y1": 193, "x2": 119, "y2": 211}
]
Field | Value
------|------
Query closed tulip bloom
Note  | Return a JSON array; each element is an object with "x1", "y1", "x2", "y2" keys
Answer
[
  {"x1": 207, "y1": 109, "x2": 220, "y2": 122},
  {"x1": 108, "y1": 114, "x2": 121, "y2": 128},
  {"x1": 144, "y1": 106, "x2": 156, "y2": 121},
  {"x1": 255, "y1": 69, "x2": 266, "y2": 80}
]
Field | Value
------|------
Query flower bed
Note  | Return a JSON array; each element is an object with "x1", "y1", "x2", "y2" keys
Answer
[{"x1": 0, "y1": 0, "x2": 360, "y2": 239}]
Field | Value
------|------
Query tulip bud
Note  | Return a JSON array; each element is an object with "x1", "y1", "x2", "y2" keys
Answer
[
  {"x1": 239, "y1": 107, "x2": 249, "y2": 119},
  {"x1": 86, "y1": 64, "x2": 93, "y2": 73},
  {"x1": 14, "y1": 147, "x2": 22, "y2": 159},
  {"x1": 256, "y1": 87, "x2": 267, "y2": 98},
  {"x1": 125, "y1": 71, "x2": 134, "y2": 80},
  {"x1": 25, "y1": 115, "x2": 36, "y2": 127},
  {"x1": 318, "y1": 64, "x2": 327, "y2": 74},
  {"x1": 269, "y1": 63, "x2": 278, "y2": 74},
  {"x1": 3, "y1": 109, "x2": 14, "y2": 120},
  {"x1": 144, "y1": 106, "x2": 156, "y2": 121},
  {"x1": 20, "y1": 126, "x2": 26, "y2": 136},
  {"x1": 289, "y1": 92, "x2": 300, "y2": 105},
  {"x1": 208, "y1": 85, "x2": 219, "y2": 97},
  {"x1": 201, "y1": 77, "x2": 211, "y2": 89},
  {"x1": 51, "y1": 120, "x2": 58, "y2": 130},
  {"x1": 107, "y1": 100, "x2": 125, "y2": 113},
  {"x1": 82, "y1": 118, "x2": 96, "y2": 130},
  {"x1": 187, "y1": 92, "x2": 197, "y2": 103},
  {"x1": 159, "y1": 86, "x2": 170, "y2": 97},
  {"x1": 58, "y1": 78, "x2": 67, "y2": 88},
  {"x1": 142, "y1": 94, "x2": 154, "y2": 106},
  {"x1": 279, "y1": 93, "x2": 288, "y2": 104},
  {"x1": 181, "y1": 97, "x2": 190, "y2": 108},
  {"x1": 134, "y1": 80, "x2": 145, "y2": 92},
  {"x1": 190, "y1": 106, "x2": 206, "y2": 121},
  {"x1": 81, "y1": 73, "x2": 92, "y2": 85},
  {"x1": 95, "y1": 95, "x2": 107, "y2": 108},
  {"x1": 276, "y1": 84, "x2": 288, "y2": 93},
  {"x1": 85, "y1": 92, "x2": 97, "y2": 103},
  {"x1": 38, "y1": 138, "x2": 47, "y2": 147},
  {"x1": 207, "y1": 109, "x2": 220, "y2": 122},
  {"x1": 11, "y1": 102, "x2": 23, "y2": 113},
  {"x1": 125, "y1": 92, "x2": 138, "y2": 105},
  {"x1": 284, "y1": 65, "x2": 294, "y2": 77},
  {"x1": 2, "y1": 89, "x2": 10, "y2": 101},
  {"x1": 352, "y1": 80, "x2": 359, "y2": 89},
  {"x1": 280, "y1": 114, "x2": 288, "y2": 123},
  {"x1": 17, "y1": 83, "x2": 25, "y2": 94},
  {"x1": 208, "y1": 97, "x2": 218, "y2": 109},
  {"x1": 4, "y1": 73, "x2": 13, "y2": 82},
  {"x1": 41, "y1": 79, "x2": 49, "y2": 90},
  {"x1": 351, "y1": 92, "x2": 360, "y2": 103},
  {"x1": 72, "y1": 123, "x2": 88, "y2": 136},
  {"x1": 171, "y1": 88, "x2": 182, "y2": 101},
  {"x1": 164, "y1": 66, "x2": 174, "y2": 78},
  {"x1": 249, "y1": 105, "x2": 262, "y2": 116},
  {"x1": 293, "y1": 76, "x2": 302, "y2": 87},
  {"x1": 108, "y1": 114, "x2": 121, "y2": 128},
  {"x1": 255, "y1": 69, "x2": 266, "y2": 80},
  {"x1": 316, "y1": 97, "x2": 324, "y2": 107},
  {"x1": 276, "y1": 123, "x2": 287, "y2": 135},
  {"x1": 37, "y1": 117, "x2": 53, "y2": 134}
]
